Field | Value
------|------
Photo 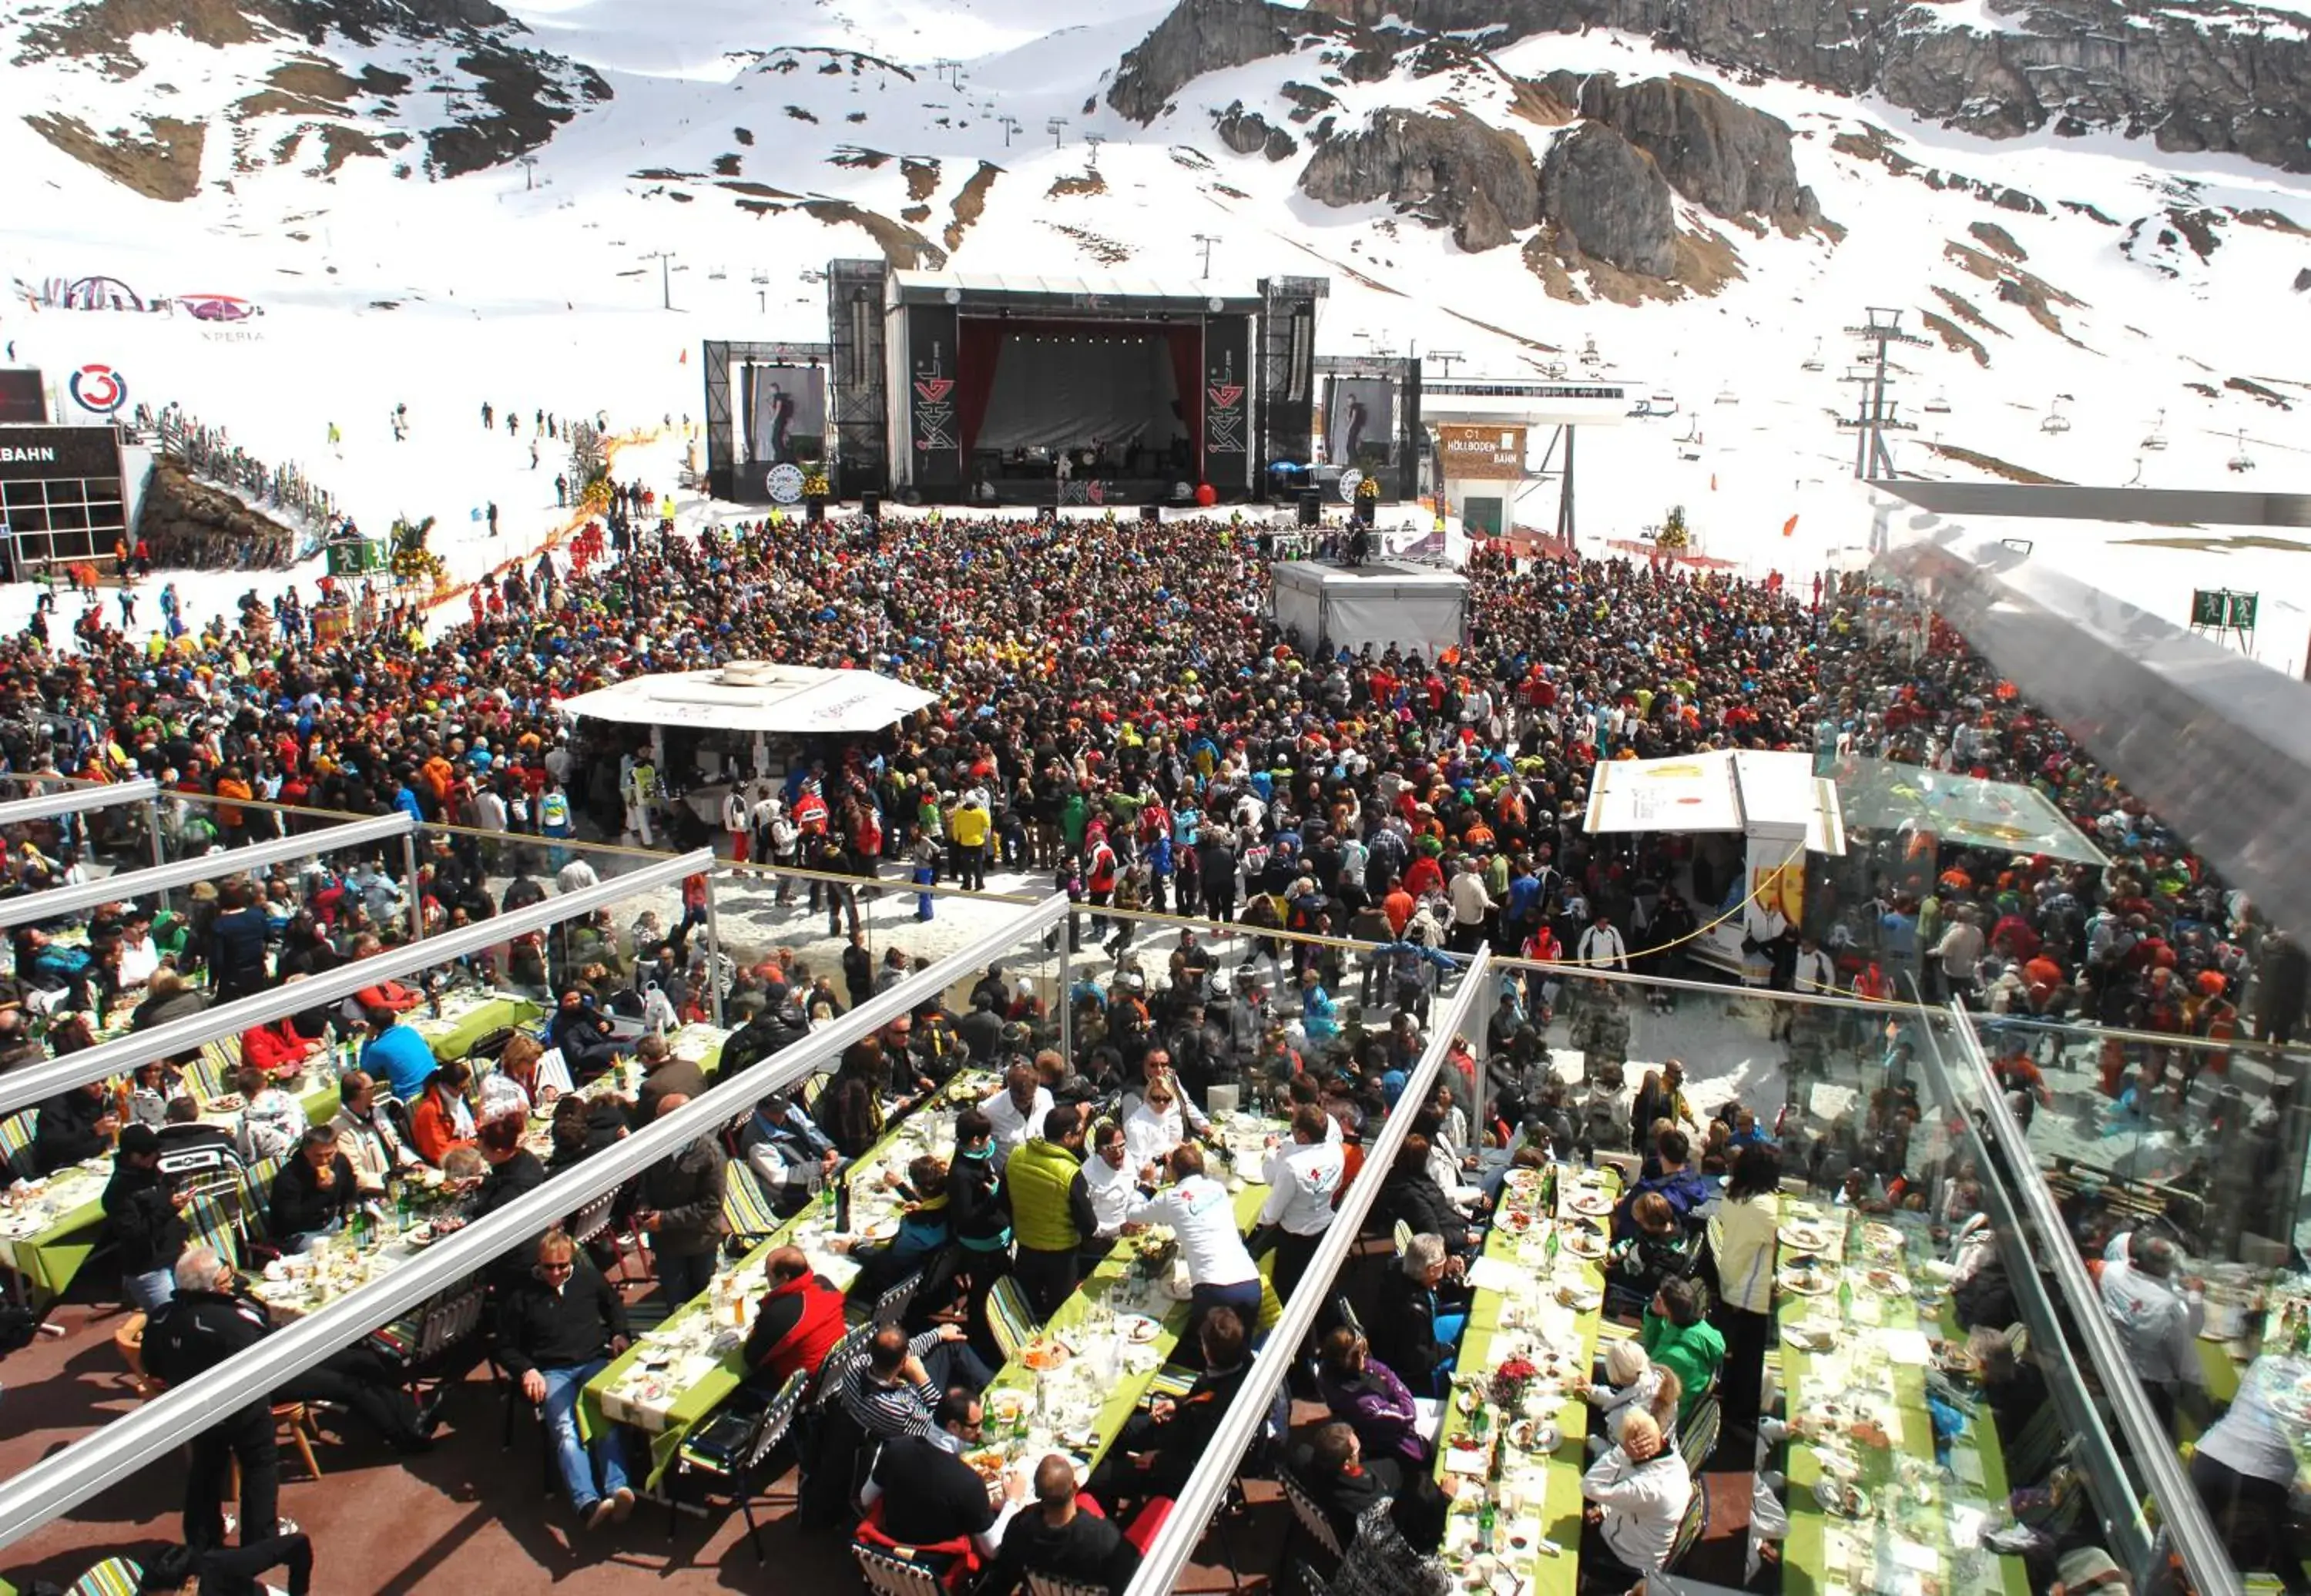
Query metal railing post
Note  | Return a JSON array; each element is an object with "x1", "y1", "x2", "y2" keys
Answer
[
  {"x1": 401, "y1": 830, "x2": 425, "y2": 942},
  {"x1": 703, "y1": 870, "x2": 726, "y2": 1028}
]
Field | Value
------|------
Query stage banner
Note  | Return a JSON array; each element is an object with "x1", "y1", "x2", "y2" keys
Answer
[
  {"x1": 1323, "y1": 375, "x2": 1394, "y2": 471},
  {"x1": 1202, "y1": 315, "x2": 1251, "y2": 491},
  {"x1": 744, "y1": 364, "x2": 826, "y2": 465},
  {"x1": 1437, "y1": 424, "x2": 1525, "y2": 480},
  {"x1": 906, "y1": 303, "x2": 962, "y2": 491}
]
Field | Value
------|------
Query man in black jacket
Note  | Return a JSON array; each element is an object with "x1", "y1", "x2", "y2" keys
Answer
[
  {"x1": 997, "y1": 1454, "x2": 1145, "y2": 1594},
  {"x1": 1375, "y1": 1135, "x2": 1471, "y2": 1257},
  {"x1": 137, "y1": 1532, "x2": 314, "y2": 1596},
  {"x1": 496, "y1": 1229, "x2": 636, "y2": 1528},
  {"x1": 1289, "y1": 1420, "x2": 1401, "y2": 1549},
  {"x1": 268, "y1": 1127, "x2": 361, "y2": 1252},
  {"x1": 637, "y1": 1095, "x2": 726, "y2": 1305},
  {"x1": 104, "y1": 1124, "x2": 188, "y2": 1311},
  {"x1": 34, "y1": 1080, "x2": 116, "y2": 1175},
  {"x1": 145, "y1": 1248, "x2": 432, "y2": 1549},
  {"x1": 861, "y1": 1387, "x2": 1029, "y2": 1569},
  {"x1": 1097, "y1": 1306, "x2": 1252, "y2": 1502},
  {"x1": 1369, "y1": 1233, "x2": 1468, "y2": 1398}
]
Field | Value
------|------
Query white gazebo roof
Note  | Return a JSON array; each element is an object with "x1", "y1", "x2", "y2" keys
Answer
[
  {"x1": 1585, "y1": 749, "x2": 1846, "y2": 854},
  {"x1": 553, "y1": 662, "x2": 937, "y2": 736}
]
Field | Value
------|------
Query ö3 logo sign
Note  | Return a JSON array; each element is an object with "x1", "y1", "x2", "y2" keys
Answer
[{"x1": 69, "y1": 364, "x2": 128, "y2": 414}]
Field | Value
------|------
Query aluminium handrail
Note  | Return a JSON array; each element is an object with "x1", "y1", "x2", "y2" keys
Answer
[
  {"x1": 0, "y1": 847, "x2": 714, "y2": 1118},
  {"x1": 0, "y1": 890, "x2": 1072, "y2": 1549}
]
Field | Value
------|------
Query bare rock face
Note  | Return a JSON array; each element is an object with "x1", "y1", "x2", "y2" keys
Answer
[
  {"x1": 1107, "y1": 0, "x2": 1326, "y2": 122},
  {"x1": 1297, "y1": 108, "x2": 1539, "y2": 251},
  {"x1": 1310, "y1": 0, "x2": 2311, "y2": 174},
  {"x1": 133, "y1": 460, "x2": 301, "y2": 571},
  {"x1": 1538, "y1": 122, "x2": 1676, "y2": 277},
  {"x1": 1541, "y1": 71, "x2": 1821, "y2": 230},
  {"x1": 1215, "y1": 102, "x2": 1301, "y2": 159}
]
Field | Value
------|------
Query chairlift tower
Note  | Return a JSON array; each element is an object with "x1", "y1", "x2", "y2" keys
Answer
[{"x1": 1839, "y1": 307, "x2": 1929, "y2": 479}]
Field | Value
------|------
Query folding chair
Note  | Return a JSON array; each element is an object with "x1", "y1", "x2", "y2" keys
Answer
[
  {"x1": 670, "y1": 1369, "x2": 809, "y2": 1559},
  {"x1": 1676, "y1": 1395, "x2": 1722, "y2": 1475},
  {"x1": 567, "y1": 1189, "x2": 619, "y2": 1251},
  {"x1": 870, "y1": 1268, "x2": 927, "y2": 1329},
  {"x1": 67, "y1": 1556, "x2": 144, "y2": 1596},
  {"x1": 850, "y1": 1543, "x2": 953, "y2": 1596},
  {"x1": 0, "y1": 1109, "x2": 38, "y2": 1182},
  {"x1": 1027, "y1": 1576, "x2": 1111, "y2": 1596},
  {"x1": 1293, "y1": 1562, "x2": 1333, "y2": 1596},
  {"x1": 1276, "y1": 1466, "x2": 1344, "y2": 1564},
  {"x1": 1392, "y1": 1219, "x2": 1413, "y2": 1258},
  {"x1": 813, "y1": 1321, "x2": 876, "y2": 1407},
  {"x1": 985, "y1": 1275, "x2": 1038, "y2": 1365},
  {"x1": 722, "y1": 1165, "x2": 787, "y2": 1246},
  {"x1": 1665, "y1": 1479, "x2": 1709, "y2": 1571}
]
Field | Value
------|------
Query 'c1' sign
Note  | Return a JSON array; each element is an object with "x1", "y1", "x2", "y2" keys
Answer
[{"x1": 1436, "y1": 424, "x2": 1526, "y2": 478}]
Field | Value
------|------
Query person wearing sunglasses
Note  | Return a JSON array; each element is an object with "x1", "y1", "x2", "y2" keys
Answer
[{"x1": 496, "y1": 1229, "x2": 636, "y2": 1531}]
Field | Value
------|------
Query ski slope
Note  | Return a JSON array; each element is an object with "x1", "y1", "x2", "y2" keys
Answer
[{"x1": 0, "y1": 0, "x2": 2303, "y2": 663}]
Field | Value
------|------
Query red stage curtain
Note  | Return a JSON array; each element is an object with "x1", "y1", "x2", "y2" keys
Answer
[
  {"x1": 957, "y1": 318, "x2": 1005, "y2": 459},
  {"x1": 1167, "y1": 324, "x2": 1204, "y2": 470}
]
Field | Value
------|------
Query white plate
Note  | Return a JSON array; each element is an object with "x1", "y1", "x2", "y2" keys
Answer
[{"x1": 1117, "y1": 1313, "x2": 1162, "y2": 1345}]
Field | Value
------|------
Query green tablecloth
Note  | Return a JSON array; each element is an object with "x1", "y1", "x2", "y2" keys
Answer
[
  {"x1": 2, "y1": 1080, "x2": 341, "y2": 1306},
  {"x1": 1775, "y1": 1207, "x2": 2029, "y2": 1596},
  {"x1": 579, "y1": 1070, "x2": 984, "y2": 1489},
  {"x1": 1431, "y1": 1168, "x2": 1616, "y2": 1596},
  {"x1": 408, "y1": 995, "x2": 544, "y2": 1062},
  {"x1": 981, "y1": 1179, "x2": 1273, "y2": 1474}
]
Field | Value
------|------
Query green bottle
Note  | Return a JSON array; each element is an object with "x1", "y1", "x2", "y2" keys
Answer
[
  {"x1": 1478, "y1": 1500, "x2": 1498, "y2": 1554},
  {"x1": 394, "y1": 1179, "x2": 414, "y2": 1233}
]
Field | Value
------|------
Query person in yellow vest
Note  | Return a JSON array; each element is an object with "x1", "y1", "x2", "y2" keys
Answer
[
  {"x1": 1006, "y1": 1106, "x2": 1095, "y2": 1319},
  {"x1": 948, "y1": 790, "x2": 991, "y2": 893}
]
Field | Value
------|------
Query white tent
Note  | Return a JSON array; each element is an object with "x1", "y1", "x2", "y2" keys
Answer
[
  {"x1": 553, "y1": 662, "x2": 936, "y2": 736},
  {"x1": 1272, "y1": 560, "x2": 1467, "y2": 659},
  {"x1": 1585, "y1": 749, "x2": 1845, "y2": 977}
]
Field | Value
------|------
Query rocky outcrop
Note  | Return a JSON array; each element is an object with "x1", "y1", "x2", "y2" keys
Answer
[
  {"x1": 1298, "y1": 108, "x2": 1538, "y2": 251},
  {"x1": 1216, "y1": 102, "x2": 1298, "y2": 159},
  {"x1": 134, "y1": 460, "x2": 301, "y2": 571},
  {"x1": 1539, "y1": 72, "x2": 1820, "y2": 230},
  {"x1": 1108, "y1": 0, "x2": 1330, "y2": 122},
  {"x1": 1538, "y1": 122, "x2": 1675, "y2": 277},
  {"x1": 1303, "y1": 0, "x2": 2311, "y2": 173}
]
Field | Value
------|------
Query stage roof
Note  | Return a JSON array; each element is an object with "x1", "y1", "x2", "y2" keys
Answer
[
  {"x1": 554, "y1": 662, "x2": 937, "y2": 736},
  {"x1": 891, "y1": 270, "x2": 1265, "y2": 315}
]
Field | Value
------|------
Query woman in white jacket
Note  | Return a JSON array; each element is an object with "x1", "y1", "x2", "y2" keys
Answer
[{"x1": 1706, "y1": 1142, "x2": 1782, "y2": 1439}]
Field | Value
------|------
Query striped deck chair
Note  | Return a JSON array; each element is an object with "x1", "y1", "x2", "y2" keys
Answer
[
  {"x1": 0, "y1": 1109, "x2": 39, "y2": 1181},
  {"x1": 187, "y1": 1040, "x2": 240, "y2": 1104},
  {"x1": 723, "y1": 1165, "x2": 786, "y2": 1246},
  {"x1": 985, "y1": 1275, "x2": 1039, "y2": 1365},
  {"x1": 183, "y1": 1189, "x2": 243, "y2": 1271},
  {"x1": 68, "y1": 1555, "x2": 144, "y2": 1596}
]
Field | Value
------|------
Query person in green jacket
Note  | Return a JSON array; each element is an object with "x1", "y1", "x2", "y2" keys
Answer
[
  {"x1": 1638, "y1": 1276, "x2": 1725, "y2": 1427},
  {"x1": 1005, "y1": 1108, "x2": 1095, "y2": 1319}
]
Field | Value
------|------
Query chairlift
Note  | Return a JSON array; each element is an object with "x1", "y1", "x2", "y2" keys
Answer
[
  {"x1": 2228, "y1": 430, "x2": 2256, "y2": 473},
  {"x1": 1924, "y1": 390, "x2": 1950, "y2": 414},
  {"x1": 1801, "y1": 338, "x2": 1825, "y2": 373},
  {"x1": 1538, "y1": 360, "x2": 1568, "y2": 379},
  {"x1": 1713, "y1": 387, "x2": 1738, "y2": 406},
  {"x1": 2140, "y1": 409, "x2": 2167, "y2": 451},
  {"x1": 1579, "y1": 336, "x2": 1602, "y2": 366},
  {"x1": 2039, "y1": 394, "x2": 2071, "y2": 435},
  {"x1": 1648, "y1": 391, "x2": 1678, "y2": 417},
  {"x1": 707, "y1": 267, "x2": 728, "y2": 280}
]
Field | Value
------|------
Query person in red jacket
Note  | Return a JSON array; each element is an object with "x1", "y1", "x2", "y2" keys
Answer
[
  {"x1": 241, "y1": 1012, "x2": 326, "y2": 1077},
  {"x1": 742, "y1": 1246, "x2": 847, "y2": 1393}
]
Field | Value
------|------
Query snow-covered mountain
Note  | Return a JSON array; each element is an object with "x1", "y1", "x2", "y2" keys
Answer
[{"x1": 1, "y1": 0, "x2": 2306, "y2": 656}]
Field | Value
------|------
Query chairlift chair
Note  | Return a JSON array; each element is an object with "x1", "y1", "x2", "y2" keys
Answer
[
  {"x1": 2040, "y1": 394, "x2": 2072, "y2": 434},
  {"x1": 2141, "y1": 408, "x2": 2167, "y2": 451},
  {"x1": 1713, "y1": 387, "x2": 1738, "y2": 406},
  {"x1": 2229, "y1": 431, "x2": 2256, "y2": 473},
  {"x1": 1800, "y1": 338, "x2": 1825, "y2": 373},
  {"x1": 1924, "y1": 391, "x2": 1950, "y2": 414}
]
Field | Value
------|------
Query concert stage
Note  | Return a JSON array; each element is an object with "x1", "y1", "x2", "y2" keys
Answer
[
  {"x1": 705, "y1": 265, "x2": 1336, "y2": 508},
  {"x1": 1272, "y1": 558, "x2": 1467, "y2": 660}
]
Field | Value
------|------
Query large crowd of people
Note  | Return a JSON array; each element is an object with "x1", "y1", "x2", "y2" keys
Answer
[{"x1": 0, "y1": 494, "x2": 2301, "y2": 1595}]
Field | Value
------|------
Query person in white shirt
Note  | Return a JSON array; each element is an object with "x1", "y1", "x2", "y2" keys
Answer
[
  {"x1": 1445, "y1": 860, "x2": 1493, "y2": 954},
  {"x1": 1581, "y1": 1410, "x2": 1692, "y2": 1577},
  {"x1": 555, "y1": 855, "x2": 600, "y2": 894},
  {"x1": 1577, "y1": 913, "x2": 1628, "y2": 971},
  {"x1": 1080, "y1": 1118, "x2": 1140, "y2": 1256},
  {"x1": 1124, "y1": 1071, "x2": 1196, "y2": 1177},
  {"x1": 981, "y1": 1063, "x2": 1052, "y2": 1172},
  {"x1": 1791, "y1": 935, "x2": 1836, "y2": 996},
  {"x1": 2098, "y1": 1230, "x2": 2205, "y2": 1424},
  {"x1": 114, "y1": 915, "x2": 162, "y2": 994},
  {"x1": 1259, "y1": 1104, "x2": 1344, "y2": 1304},
  {"x1": 1125, "y1": 1143, "x2": 1261, "y2": 1347},
  {"x1": 1934, "y1": 908, "x2": 1986, "y2": 1004}
]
